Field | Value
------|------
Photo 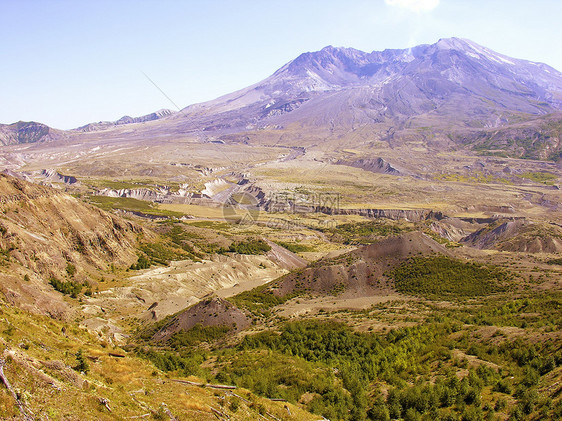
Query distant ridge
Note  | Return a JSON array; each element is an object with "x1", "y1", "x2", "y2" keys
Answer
[{"x1": 75, "y1": 108, "x2": 175, "y2": 132}]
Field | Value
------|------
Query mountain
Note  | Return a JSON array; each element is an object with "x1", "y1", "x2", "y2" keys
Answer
[
  {"x1": 75, "y1": 108, "x2": 175, "y2": 132},
  {"x1": 165, "y1": 38, "x2": 562, "y2": 136},
  {"x1": 64, "y1": 37, "x2": 557, "y2": 160},
  {"x1": 0, "y1": 121, "x2": 62, "y2": 146},
  {"x1": 2, "y1": 38, "x2": 561, "y2": 160}
]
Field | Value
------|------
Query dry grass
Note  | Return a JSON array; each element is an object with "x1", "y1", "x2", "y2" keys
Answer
[{"x1": 0, "y1": 300, "x2": 318, "y2": 420}]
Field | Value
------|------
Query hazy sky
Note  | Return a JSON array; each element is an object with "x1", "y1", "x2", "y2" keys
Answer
[{"x1": 1, "y1": 0, "x2": 561, "y2": 129}]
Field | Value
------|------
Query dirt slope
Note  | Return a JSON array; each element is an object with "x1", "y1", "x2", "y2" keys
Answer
[
  {"x1": 151, "y1": 296, "x2": 251, "y2": 342},
  {"x1": 461, "y1": 219, "x2": 562, "y2": 253},
  {"x1": 265, "y1": 240, "x2": 308, "y2": 271}
]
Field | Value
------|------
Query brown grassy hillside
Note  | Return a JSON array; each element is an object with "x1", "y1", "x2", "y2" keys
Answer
[{"x1": 0, "y1": 174, "x2": 150, "y2": 317}]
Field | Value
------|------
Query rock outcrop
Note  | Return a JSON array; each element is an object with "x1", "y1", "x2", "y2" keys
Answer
[
  {"x1": 40, "y1": 169, "x2": 78, "y2": 185},
  {"x1": 318, "y1": 207, "x2": 445, "y2": 222},
  {"x1": 461, "y1": 219, "x2": 562, "y2": 253}
]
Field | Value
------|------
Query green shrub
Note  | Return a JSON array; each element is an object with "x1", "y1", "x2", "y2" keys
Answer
[
  {"x1": 65, "y1": 263, "x2": 76, "y2": 276},
  {"x1": 275, "y1": 241, "x2": 314, "y2": 253},
  {"x1": 74, "y1": 349, "x2": 89, "y2": 373},
  {"x1": 167, "y1": 324, "x2": 231, "y2": 349},
  {"x1": 135, "y1": 348, "x2": 206, "y2": 377},
  {"x1": 130, "y1": 255, "x2": 151, "y2": 270},
  {"x1": 49, "y1": 277, "x2": 82, "y2": 297},
  {"x1": 323, "y1": 220, "x2": 409, "y2": 244},
  {"x1": 389, "y1": 256, "x2": 509, "y2": 298},
  {"x1": 231, "y1": 285, "x2": 299, "y2": 317}
]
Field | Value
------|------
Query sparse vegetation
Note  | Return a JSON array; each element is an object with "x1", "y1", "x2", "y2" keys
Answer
[
  {"x1": 515, "y1": 171, "x2": 558, "y2": 185},
  {"x1": 231, "y1": 284, "x2": 298, "y2": 317},
  {"x1": 227, "y1": 239, "x2": 271, "y2": 255},
  {"x1": 65, "y1": 263, "x2": 76, "y2": 276},
  {"x1": 129, "y1": 239, "x2": 201, "y2": 270},
  {"x1": 166, "y1": 324, "x2": 231, "y2": 349},
  {"x1": 435, "y1": 171, "x2": 511, "y2": 184},
  {"x1": 275, "y1": 241, "x2": 315, "y2": 253}
]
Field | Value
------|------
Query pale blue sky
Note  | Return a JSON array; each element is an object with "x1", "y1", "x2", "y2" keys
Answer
[{"x1": 1, "y1": 0, "x2": 561, "y2": 129}]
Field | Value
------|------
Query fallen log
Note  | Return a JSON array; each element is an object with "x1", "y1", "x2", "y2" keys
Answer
[
  {"x1": 171, "y1": 379, "x2": 236, "y2": 390},
  {"x1": 210, "y1": 406, "x2": 230, "y2": 420},
  {"x1": 265, "y1": 411, "x2": 281, "y2": 421},
  {"x1": 129, "y1": 393, "x2": 157, "y2": 416},
  {"x1": 227, "y1": 391, "x2": 250, "y2": 404},
  {"x1": 129, "y1": 394, "x2": 177, "y2": 420},
  {"x1": 161, "y1": 402, "x2": 177, "y2": 421},
  {"x1": 98, "y1": 397, "x2": 112, "y2": 412},
  {"x1": 0, "y1": 358, "x2": 33, "y2": 421}
]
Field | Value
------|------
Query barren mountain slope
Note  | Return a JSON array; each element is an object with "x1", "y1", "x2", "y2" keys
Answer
[{"x1": 0, "y1": 121, "x2": 64, "y2": 146}]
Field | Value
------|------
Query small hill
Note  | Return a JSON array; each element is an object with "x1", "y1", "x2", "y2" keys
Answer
[
  {"x1": 270, "y1": 231, "x2": 448, "y2": 299},
  {"x1": 151, "y1": 296, "x2": 251, "y2": 343},
  {"x1": 461, "y1": 219, "x2": 562, "y2": 253},
  {"x1": 240, "y1": 232, "x2": 449, "y2": 307}
]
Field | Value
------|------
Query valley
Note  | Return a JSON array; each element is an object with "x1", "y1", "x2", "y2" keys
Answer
[{"x1": 0, "y1": 37, "x2": 561, "y2": 420}]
